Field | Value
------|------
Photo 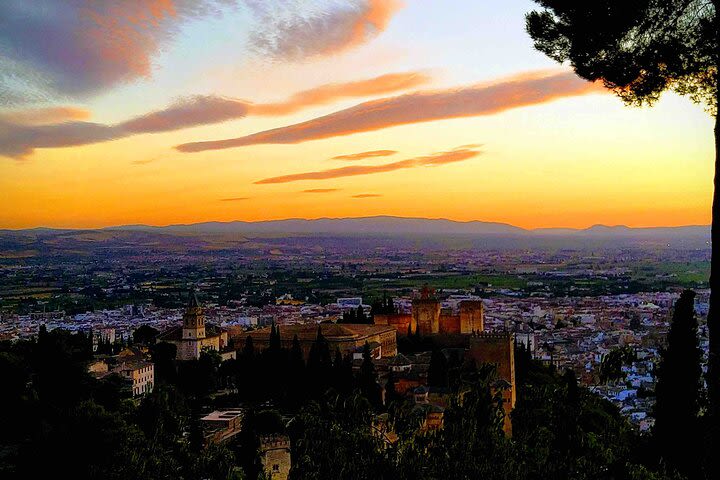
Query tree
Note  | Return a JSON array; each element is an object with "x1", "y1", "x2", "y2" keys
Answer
[
  {"x1": 150, "y1": 341, "x2": 177, "y2": 385},
  {"x1": 132, "y1": 325, "x2": 159, "y2": 345},
  {"x1": 428, "y1": 348, "x2": 449, "y2": 388},
  {"x1": 358, "y1": 342, "x2": 382, "y2": 408},
  {"x1": 654, "y1": 290, "x2": 704, "y2": 477},
  {"x1": 287, "y1": 335, "x2": 307, "y2": 406},
  {"x1": 526, "y1": 1, "x2": 719, "y2": 470},
  {"x1": 307, "y1": 326, "x2": 332, "y2": 397},
  {"x1": 599, "y1": 346, "x2": 637, "y2": 384}
]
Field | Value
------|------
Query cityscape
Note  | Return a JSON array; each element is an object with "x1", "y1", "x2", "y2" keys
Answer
[{"x1": 0, "y1": 1, "x2": 717, "y2": 480}]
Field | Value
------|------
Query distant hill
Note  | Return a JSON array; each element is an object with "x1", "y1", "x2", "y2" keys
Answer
[
  {"x1": 107, "y1": 216, "x2": 526, "y2": 235},
  {"x1": 0, "y1": 216, "x2": 710, "y2": 259},
  {"x1": 102, "y1": 216, "x2": 709, "y2": 238}
]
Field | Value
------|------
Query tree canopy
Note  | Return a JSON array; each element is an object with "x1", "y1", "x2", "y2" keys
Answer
[{"x1": 526, "y1": 0, "x2": 717, "y2": 111}]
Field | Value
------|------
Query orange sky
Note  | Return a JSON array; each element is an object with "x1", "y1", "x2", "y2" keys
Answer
[{"x1": 0, "y1": 1, "x2": 713, "y2": 230}]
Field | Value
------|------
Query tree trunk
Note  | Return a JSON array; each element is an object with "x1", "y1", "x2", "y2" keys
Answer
[{"x1": 709, "y1": 33, "x2": 720, "y2": 474}]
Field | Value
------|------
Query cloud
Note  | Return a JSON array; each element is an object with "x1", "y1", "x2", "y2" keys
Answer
[
  {"x1": 302, "y1": 188, "x2": 340, "y2": 193},
  {"x1": 0, "y1": 106, "x2": 91, "y2": 125},
  {"x1": 0, "y1": 1, "x2": 233, "y2": 103},
  {"x1": 352, "y1": 193, "x2": 382, "y2": 198},
  {"x1": 118, "y1": 95, "x2": 249, "y2": 133},
  {"x1": 220, "y1": 197, "x2": 251, "y2": 202},
  {"x1": 255, "y1": 146, "x2": 481, "y2": 184},
  {"x1": 0, "y1": 1, "x2": 403, "y2": 104},
  {"x1": 0, "y1": 72, "x2": 423, "y2": 159},
  {"x1": 132, "y1": 154, "x2": 164, "y2": 166},
  {"x1": 176, "y1": 71, "x2": 603, "y2": 153},
  {"x1": 0, "y1": 120, "x2": 120, "y2": 158},
  {"x1": 247, "y1": 0, "x2": 403, "y2": 61},
  {"x1": 0, "y1": 95, "x2": 246, "y2": 158},
  {"x1": 249, "y1": 72, "x2": 429, "y2": 116},
  {"x1": 332, "y1": 149, "x2": 397, "y2": 161}
]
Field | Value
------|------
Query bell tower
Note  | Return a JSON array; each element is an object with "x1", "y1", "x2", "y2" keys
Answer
[{"x1": 182, "y1": 289, "x2": 206, "y2": 340}]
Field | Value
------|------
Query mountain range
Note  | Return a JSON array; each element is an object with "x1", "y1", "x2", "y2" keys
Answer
[{"x1": 95, "y1": 215, "x2": 709, "y2": 238}]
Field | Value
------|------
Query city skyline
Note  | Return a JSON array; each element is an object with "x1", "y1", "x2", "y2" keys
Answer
[{"x1": 0, "y1": 0, "x2": 713, "y2": 230}]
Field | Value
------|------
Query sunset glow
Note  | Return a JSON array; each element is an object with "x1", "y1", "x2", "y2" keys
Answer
[{"x1": 0, "y1": 0, "x2": 713, "y2": 230}]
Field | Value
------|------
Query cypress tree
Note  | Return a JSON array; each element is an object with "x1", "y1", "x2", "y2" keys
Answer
[
  {"x1": 428, "y1": 349, "x2": 449, "y2": 388},
  {"x1": 286, "y1": 334, "x2": 306, "y2": 407},
  {"x1": 359, "y1": 342, "x2": 381, "y2": 408},
  {"x1": 307, "y1": 326, "x2": 332, "y2": 397},
  {"x1": 242, "y1": 335, "x2": 254, "y2": 359},
  {"x1": 356, "y1": 306, "x2": 367, "y2": 324},
  {"x1": 654, "y1": 290, "x2": 703, "y2": 478}
]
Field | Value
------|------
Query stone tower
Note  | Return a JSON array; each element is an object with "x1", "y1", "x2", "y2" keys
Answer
[
  {"x1": 182, "y1": 289, "x2": 206, "y2": 340},
  {"x1": 467, "y1": 332, "x2": 515, "y2": 434},
  {"x1": 459, "y1": 300, "x2": 484, "y2": 333},
  {"x1": 411, "y1": 285, "x2": 440, "y2": 334},
  {"x1": 260, "y1": 434, "x2": 291, "y2": 480}
]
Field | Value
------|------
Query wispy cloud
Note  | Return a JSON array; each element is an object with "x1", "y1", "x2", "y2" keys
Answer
[
  {"x1": 0, "y1": 120, "x2": 120, "y2": 158},
  {"x1": 0, "y1": 94, "x2": 247, "y2": 158},
  {"x1": 352, "y1": 193, "x2": 382, "y2": 198},
  {"x1": 0, "y1": 1, "x2": 235, "y2": 103},
  {"x1": 119, "y1": 96, "x2": 249, "y2": 134},
  {"x1": 0, "y1": 72, "x2": 425, "y2": 159},
  {"x1": 132, "y1": 155, "x2": 162, "y2": 166},
  {"x1": 0, "y1": 106, "x2": 91, "y2": 125},
  {"x1": 302, "y1": 188, "x2": 340, "y2": 193},
  {"x1": 176, "y1": 71, "x2": 603, "y2": 153},
  {"x1": 255, "y1": 146, "x2": 481, "y2": 184},
  {"x1": 220, "y1": 197, "x2": 251, "y2": 202},
  {"x1": 332, "y1": 149, "x2": 398, "y2": 161},
  {"x1": 249, "y1": 72, "x2": 428, "y2": 116},
  {"x1": 247, "y1": 0, "x2": 403, "y2": 61},
  {"x1": 0, "y1": 1, "x2": 400, "y2": 105}
]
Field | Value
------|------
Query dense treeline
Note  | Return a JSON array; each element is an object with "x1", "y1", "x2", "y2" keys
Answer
[
  {"x1": 287, "y1": 349, "x2": 682, "y2": 480},
  {"x1": 0, "y1": 326, "x2": 239, "y2": 479}
]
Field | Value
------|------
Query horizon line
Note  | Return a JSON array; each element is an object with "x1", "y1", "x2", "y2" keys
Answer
[{"x1": 0, "y1": 214, "x2": 711, "y2": 232}]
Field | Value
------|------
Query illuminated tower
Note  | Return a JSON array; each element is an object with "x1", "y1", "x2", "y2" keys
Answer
[
  {"x1": 182, "y1": 289, "x2": 206, "y2": 340},
  {"x1": 412, "y1": 285, "x2": 440, "y2": 334},
  {"x1": 460, "y1": 300, "x2": 484, "y2": 333}
]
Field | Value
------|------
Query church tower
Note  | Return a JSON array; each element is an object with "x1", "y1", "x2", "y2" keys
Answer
[{"x1": 182, "y1": 289, "x2": 206, "y2": 340}]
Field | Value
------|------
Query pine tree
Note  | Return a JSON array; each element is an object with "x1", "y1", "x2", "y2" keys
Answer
[{"x1": 654, "y1": 290, "x2": 703, "y2": 478}]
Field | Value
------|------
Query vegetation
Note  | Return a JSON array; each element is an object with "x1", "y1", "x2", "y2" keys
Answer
[
  {"x1": 654, "y1": 291, "x2": 705, "y2": 478},
  {"x1": 526, "y1": 2, "x2": 719, "y2": 476}
]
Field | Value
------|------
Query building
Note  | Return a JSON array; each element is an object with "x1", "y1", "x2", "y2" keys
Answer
[
  {"x1": 201, "y1": 409, "x2": 244, "y2": 445},
  {"x1": 88, "y1": 357, "x2": 154, "y2": 397},
  {"x1": 466, "y1": 332, "x2": 516, "y2": 434},
  {"x1": 157, "y1": 290, "x2": 230, "y2": 361},
  {"x1": 240, "y1": 323, "x2": 397, "y2": 360},
  {"x1": 115, "y1": 360, "x2": 154, "y2": 397},
  {"x1": 374, "y1": 286, "x2": 484, "y2": 335},
  {"x1": 260, "y1": 435, "x2": 291, "y2": 480}
]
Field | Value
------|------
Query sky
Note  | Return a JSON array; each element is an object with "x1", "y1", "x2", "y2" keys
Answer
[{"x1": 0, "y1": 0, "x2": 713, "y2": 230}]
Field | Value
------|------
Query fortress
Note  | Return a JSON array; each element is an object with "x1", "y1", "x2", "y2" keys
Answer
[
  {"x1": 374, "y1": 288, "x2": 515, "y2": 434},
  {"x1": 374, "y1": 286, "x2": 484, "y2": 335}
]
